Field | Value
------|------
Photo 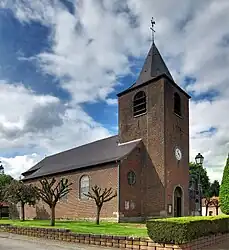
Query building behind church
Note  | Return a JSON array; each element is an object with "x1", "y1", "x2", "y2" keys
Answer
[{"x1": 22, "y1": 41, "x2": 190, "y2": 222}]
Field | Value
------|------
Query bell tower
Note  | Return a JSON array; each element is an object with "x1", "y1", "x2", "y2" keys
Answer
[{"x1": 117, "y1": 41, "x2": 190, "y2": 217}]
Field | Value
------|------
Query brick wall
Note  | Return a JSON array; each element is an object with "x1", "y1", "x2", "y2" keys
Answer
[
  {"x1": 118, "y1": 78, "x2": 166, "y2": 217},
  {"x1": 23, "y1": 164, "x2": 118, "y2": 221},
  {"x1": 118, "y1": 77, "x2": 190, "y2": 218},
  {"x1": 164, "y1": 79, "x2": 190, "y2": 216},
  {"x1": 119, "y1": 142, "x2": 144, "y2": 220},
  {"x1": 1, "y1": 224, "x2": 228, "y2": 250}
]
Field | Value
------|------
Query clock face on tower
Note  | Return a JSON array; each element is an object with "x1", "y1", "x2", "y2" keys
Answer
[{"x1": 175, "y1": 147, "x2": 182, "y2": 161}]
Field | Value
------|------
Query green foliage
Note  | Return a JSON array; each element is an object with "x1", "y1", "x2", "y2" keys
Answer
[
  {"x1": 146, "y1": 216, "x2": 229, "y2": 244},
  {"x1": 4, "y1": 180, "x2": 39, "y2": 220},
  {"x1": 189, "y1": 162, "x2": 210, "y2": 197},
  {"x1": 210, "y1": 180, "x2": 220, "y2": 197},
  {"x1": 219, "y1": 156, "x2": 229, "y2": 214},
  {"x1": 5, "y1": 180, "x2": 38, "y2": 205},
  {"x1": 36, "y1": 178, "x2": 72, "y2": 226},
  {"x1": 0, "y1": 174, "x2": 14, "y2": 201}
]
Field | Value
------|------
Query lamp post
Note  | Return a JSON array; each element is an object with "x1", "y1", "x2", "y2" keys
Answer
[
  {"x1": 195, "y1": 153, "x2": 204, "y2": 216},
  {"x1": 0, "y1": 161, "x2": 4, "y2": 174}
]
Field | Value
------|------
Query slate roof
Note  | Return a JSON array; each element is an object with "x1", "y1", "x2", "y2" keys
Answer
[
  {"x1": 22, "y1": 135, "x2": 141, "y2": 181},
  {"x1": 134, "y1": 42, "x2": 174, "y2": 87},
  {"x1": 117, "y1": 43, "x2": 190, "y2": 98}
]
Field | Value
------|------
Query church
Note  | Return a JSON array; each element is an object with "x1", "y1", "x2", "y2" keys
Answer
[{"x1": 22, "y1": 41, "x2": 190, "y2": 222}]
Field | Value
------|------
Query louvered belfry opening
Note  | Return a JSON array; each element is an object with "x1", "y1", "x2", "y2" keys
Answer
[
  {"x1": 174, "y1": 92, "x2": 181, "y2": 116},
  {"x1": 133, "y1": 91, "x2": 146, "y2": 116}
]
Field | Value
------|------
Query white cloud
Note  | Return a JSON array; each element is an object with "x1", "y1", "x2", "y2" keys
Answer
[
  {"x1": 1, "y1": 154, "x2": 42, "y2": 179},
  {"x1": 106, "y1": 98, "x2": 118, "y2": 105},
  {"x1": 0, "y1": 81, "x2": 110, "y2": 177},
  {"x1": 1, "y1": 0, "x2": 229, "y2": 183}
]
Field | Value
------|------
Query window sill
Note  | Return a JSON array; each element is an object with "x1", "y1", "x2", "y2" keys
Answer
[
  {"x1": 133, "y1": 112, "x2": 147, "y2": 118},
  {"x1": 174, "y1": 112, "x2": 183, "y2": 119}
]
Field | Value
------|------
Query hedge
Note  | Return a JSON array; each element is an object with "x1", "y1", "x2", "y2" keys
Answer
[
  {"x1": 146, "y1": 216, "x2": 229, "y2": 244},
  {"x1": 220, "y1": 156, "x2": 229, "y2": 214}
]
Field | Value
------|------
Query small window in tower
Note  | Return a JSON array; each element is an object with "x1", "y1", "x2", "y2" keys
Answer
[
  {"x1": 127, "y1": 171, "x2": 136, "y2": 185},
  {"x1": 174, "y1": 92, "x2": 181, "y2": 116},
  {"x1": 133, "y1": 91, "x2": 146, "y2": 117}
]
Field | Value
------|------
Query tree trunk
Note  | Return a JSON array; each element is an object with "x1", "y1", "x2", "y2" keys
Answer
[
  {"x1": 206, "y1": 205, "x2": 208, "y2": 216},
  {"x1": 96, "y1": 206, "x2": 102, "y2": 225},
  {"x1": 21, "y1": 202, "x2": 25, "y2": 221},
  {"x1": 50, "y1": 205, "x2": 55, "y2": 226},
  {"x1": 0, "y1": 205, "x2": 2, "y2": 219}
]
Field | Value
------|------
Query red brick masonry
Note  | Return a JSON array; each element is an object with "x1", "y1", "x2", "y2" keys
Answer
[{"x1": 0, "y1": 224, "x2": 228, "y2": 250}]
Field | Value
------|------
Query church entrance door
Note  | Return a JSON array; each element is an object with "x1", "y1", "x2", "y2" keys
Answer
[{"x1": 174, "y1": 186, "x2": 183, "y2": 217}]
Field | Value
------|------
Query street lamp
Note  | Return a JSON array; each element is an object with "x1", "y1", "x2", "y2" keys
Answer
[
  {"x1": 0, "y1": 161, "x2": 4, "y2": 174},
  {"x1": 195, "y1": 153, "x2": 204, "y2": 165},
  {"x1": 195, "y1": 153, "x2": 204, "y2": 216}
]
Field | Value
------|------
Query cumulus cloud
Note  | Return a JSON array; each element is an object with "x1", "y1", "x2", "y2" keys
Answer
[
  {"x1": 1, "y1": 0, "x2": 229, "y2": 182},
  {"x1": 0, "y1": 81, "x2": 110, "y2": 178},
  {"x1": 0, "y1": 81, "x2": 61, "y2": 140},
  {"x1": 1, "y1": 153, "x2": 42, "y2": 179}
]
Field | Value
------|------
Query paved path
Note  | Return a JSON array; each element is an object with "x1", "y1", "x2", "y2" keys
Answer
[{"x1": 0, "y1": 232, "x2": 116, "y2": 250}]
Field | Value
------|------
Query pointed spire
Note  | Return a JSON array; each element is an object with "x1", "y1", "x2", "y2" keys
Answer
[
  {"x1": 133, "y1": 43, "x2": 174, "y2": 88},
  {"x1": 117, "y1": 19, "x2": 176, "y2": 97}
]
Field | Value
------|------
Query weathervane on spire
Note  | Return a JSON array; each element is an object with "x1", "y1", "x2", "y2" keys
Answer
[{"x1": 150, "y1": 17, "x2": 156, "y2": 43}]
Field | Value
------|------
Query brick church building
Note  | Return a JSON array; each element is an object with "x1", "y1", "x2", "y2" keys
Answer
[{"x1": 22, "y1": 42, "x2": 190, "y2": 222}]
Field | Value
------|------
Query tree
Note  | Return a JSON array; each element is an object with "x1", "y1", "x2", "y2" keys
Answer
[
  {"x1": 36, "y1": 178, "x2": 72, "y2": 226},
  {"x1": 209, "y1": 180, "x2": 220, "y2": 197},
  {"x1": 219, "y1": 155, "x2": 229, "y2": 214},
  {"x1": 204, "y1": 197, "x2": 212, "y2": 216},
  {"x1": 84, "y1": 185, "x2": 117, "y2": 225},
  {"x1": 0, "y1": 174, "x2": 13, "y2": 201},
  {"x1": 189, "y1": 162, "x2": 211, "y2": 197},
  {"x1": 211, "y1": 197, "x2": 220, "y2": 215},
  {"x1": 0, "y1": 173, "x2": 14, "y2": 218},
  {"x1": 4, "y1": 180, "x2": 39, "y2": 221}
]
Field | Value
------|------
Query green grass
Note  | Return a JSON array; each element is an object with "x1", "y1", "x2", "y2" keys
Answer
[{"x1": 0, "y1": 219, "x2": 147, "y2": 237}]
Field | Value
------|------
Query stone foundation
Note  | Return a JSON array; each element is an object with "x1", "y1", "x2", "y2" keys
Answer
[{"x1": 0, "y1": 224, "x2": 228, "y2": 250}]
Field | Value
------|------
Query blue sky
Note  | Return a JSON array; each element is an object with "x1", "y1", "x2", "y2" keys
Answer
[{"x1": 0, "y1": 0, "x2": 229, "y2": 182}]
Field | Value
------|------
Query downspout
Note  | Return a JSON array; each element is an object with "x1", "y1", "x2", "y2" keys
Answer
[{"x1": 117, "y1": 160, "x2": 121, "y2": 223}]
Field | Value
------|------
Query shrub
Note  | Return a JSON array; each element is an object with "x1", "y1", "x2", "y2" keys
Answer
[
  {"x1": 146, "y1": 216, "x2": 229, "y2": 244},
  {"x1": 220, "y1": 156, "x2": 229, "y2": 214}
]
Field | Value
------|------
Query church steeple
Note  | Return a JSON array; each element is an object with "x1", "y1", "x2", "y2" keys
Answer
[
  {"x1": 117, "y1": 18, "x2": 175, "y2": 97},
  {"x1": 132, "y1": 42, "x2": 174, "y2": 88}
]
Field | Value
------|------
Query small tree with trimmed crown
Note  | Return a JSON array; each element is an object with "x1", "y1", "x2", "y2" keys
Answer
[
  {"x1": 84, "y1": 185, "x2": 117, "y2": 225},
  {"x1": 219, "y1": 155, "x2": 229, "y2": 214},
  {"x1": 36, "y1": 178, "x2": 72, "y2": 226},
  {"x1": 4, "y1": 180, "x2": 39, "y2": 221}
]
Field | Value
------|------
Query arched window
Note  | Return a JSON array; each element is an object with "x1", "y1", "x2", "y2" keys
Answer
[
  {"x1": 133, "y1": 91, "x2": 146, "y2": 116},
  {"x1": 174, "y1": 92, "x2": 181, "y2": 116},
  {"x1": 79, "y1": 175, "x2": 90, "y2": 200},
  {"x1": 127, "y1": 171, "x2": 136, "y2": 185}
]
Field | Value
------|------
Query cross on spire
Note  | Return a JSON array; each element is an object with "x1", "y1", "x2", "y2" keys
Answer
[{"x1": 150, "y1": 17, "x2": 156, "y2": 43}]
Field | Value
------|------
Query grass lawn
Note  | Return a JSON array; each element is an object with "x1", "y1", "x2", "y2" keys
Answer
[{"x1": 0, "y1": 219, "x2": 147, "y2": 237}]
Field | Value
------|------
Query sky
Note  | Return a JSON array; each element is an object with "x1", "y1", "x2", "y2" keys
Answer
[{"x1": 0, "y1": 0, "x2": 229, "y2": 182}]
